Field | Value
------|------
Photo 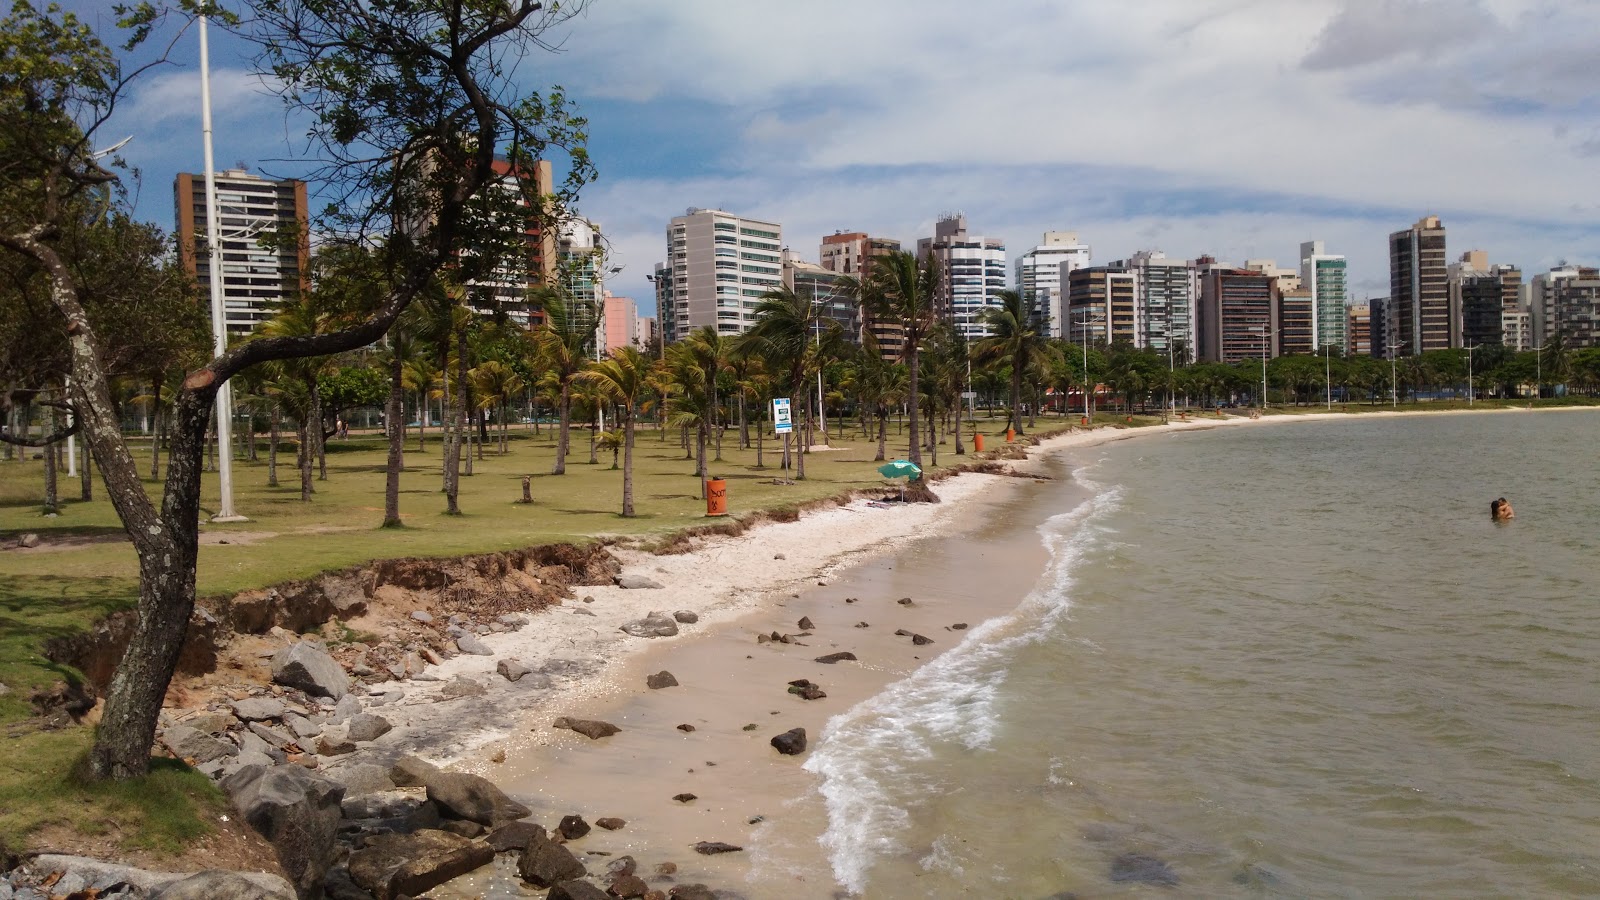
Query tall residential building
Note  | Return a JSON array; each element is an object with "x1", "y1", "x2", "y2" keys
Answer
[
  {"x1": 916, "y1": 214, "x2": 1006, "y2": 340},
  {"x1": 636, "y1": 316, "x2": 658, "y2": 353},
  {"x1": 660, "y1": 208, "x2": 783, "y2": 340},
  {"x1": 1370, "y1": 296, "x2": 1398, "y2": 359},
  {"x1": 783, "y1": 250, "x2": 860, "y2": 345},
  {"x1": 1278, "y1": 287, "x2": 1315, "y2": 355},
  {"x1": 1389, "y1": 215, "x2": 1451, "y2": 353},
  {"x1": 1109, "y1": 250, "x2": 1197, "y2": 360},
  {"x1": 1300, "y1": 241, "x2": 1348, "y2": 352},
  {"x1": 1244, "y1": 259, "x2": 1301, "y2": 294},
  {"x1": 820, "y1": 231, "x2": 902, "y2": 358},
  {"x1": 652, "y1": 261, "x2": 677, "y2": 344},
  {"x1": 1065, "y1": 265, "x2": 1137, "y2": 346},
  {"x1": 602, "y1": 292, "x2": 638, "y2": 354},
  {"x1": 1449, "y1": 250, "x2": 1524, "y2": 349},
  {"x1": 1016, "y1": 231, "x2": 1091, "y2": 338},
  {"x1": 1530, "y1": 266, "x2": 1600, "y2": 349},
  {"x1": 1197, "y1": 266, "x2": 1279, "y2": 363},
  {"x1": 558, "y1": 216, "x2": 606, "y2": 353},
  {"x1": 174, "y1": 168, "x2": 309, "y2": 335},
  {"x1": 464, "y1": 158, "x2": 556, "y2": 327},
  {"x1": 1347, "y1": 303, "x2": 1372, "y2": 357}
]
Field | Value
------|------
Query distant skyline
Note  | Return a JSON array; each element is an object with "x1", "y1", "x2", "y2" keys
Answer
[{"x1": 67, "y1": 0, "x2": 1600, "y2": 318}]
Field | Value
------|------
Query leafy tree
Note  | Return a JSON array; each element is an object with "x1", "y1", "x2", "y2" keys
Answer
[
  {"x1": 532, "y1": 287, "x2": 595, "y2": 475},
  {"x1": 0, "y1": 0, "x2": 591, "y2": 779}
]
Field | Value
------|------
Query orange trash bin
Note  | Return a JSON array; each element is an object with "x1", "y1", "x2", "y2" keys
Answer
[
  {"x1": 705, "y1": 478, "x2": 728, "y2": 517},
  {"x1": 1006, "y1": 428, "x2": 1015, "y2": 443},
  {"x1": 973, "y1": 433, "x2": 985, "y2": 452}
]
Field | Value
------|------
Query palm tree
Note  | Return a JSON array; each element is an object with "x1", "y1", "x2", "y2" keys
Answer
[
  {"x1": 532, "y1": 288, "x2": 594, "y2": 475},
  {"x1": 578, "y1": 346, "x2": 649, "y2": 515},
  {"x1": 596, "y1": 428, "x2": 623, "y2": 469},
  {"x1": 664, "y1": 341, "x2": 713, "y2": 496},
  {"x1": 854, "y1": 251, "x2": 941, "y2": 467},
  {"x1": 972, "y1": 289, "x2": 1046, "y2": 436},
  {"x1": 682, "y1": 326, "x2": 731, "y2": 462},
  {"x1": 379, "y1": 324, "x2": 422, "y2": 527},
  {"x1": 402, "y1": 358, "x2": 440, "y2": 452},
  {"x1": 471, "y1": 359, "x2": 523, "y2": 455},
  {"x1": 746, "y1": 285, "x2": 824, "y2": 479}
]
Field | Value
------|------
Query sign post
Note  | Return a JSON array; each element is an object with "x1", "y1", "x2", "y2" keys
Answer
[{"x1": 773, "y1": 398, "x2": 792, "y2": 471}]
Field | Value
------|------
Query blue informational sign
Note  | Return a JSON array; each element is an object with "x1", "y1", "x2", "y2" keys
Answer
[{"x1": 772, "y1": 397, "x2": 793, "y2": 434}]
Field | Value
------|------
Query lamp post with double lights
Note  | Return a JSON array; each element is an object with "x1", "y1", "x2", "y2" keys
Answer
[
  {"x1": 1072, "y1": 308, "x2": 1106, "y2": 423},
  {"x1": 1251, "y1": 324, "x2": 1284, "y2": 411}
]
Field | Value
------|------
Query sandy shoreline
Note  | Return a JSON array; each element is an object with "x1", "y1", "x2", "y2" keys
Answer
[{"x1": 338, "y1": 407, "x2": 1594, "y2": 896}]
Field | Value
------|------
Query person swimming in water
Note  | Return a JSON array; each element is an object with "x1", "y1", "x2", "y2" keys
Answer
[{"x1": 1492, "y1": 497, "x2": 1515, "y2": 521}]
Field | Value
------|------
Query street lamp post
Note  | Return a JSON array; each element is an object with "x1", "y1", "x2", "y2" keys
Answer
[
  {"x1": 1465, "y1": 343, "x2": 1479, "y2": 405},
  {"x1": 200, "y1": 15, "x2": 246, "y2": 523},
  {"x1": 1072, "y1": 309, "x2": 1105, "y2": 423},
  {"x1": 1390, "y1": 349, "x2": 1398, "y2": 408},
  {"x1": 1324, "y1": 341, "x2": 1332, "y2": 410}
]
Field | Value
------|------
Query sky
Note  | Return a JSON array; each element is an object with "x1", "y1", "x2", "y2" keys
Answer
[{"x1": 70, "y1": 0, "x2": 1600, "y2": 317}]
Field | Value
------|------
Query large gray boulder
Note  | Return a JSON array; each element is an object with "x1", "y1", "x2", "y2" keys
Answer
[
  {"x1": 615, "y1": 574, "x2": 663, "y2": 590},
  {"x1": 455, "y1": 633, "x2": 493, "y2": 656},
  {"x1": 344, "y1": 713, "x2": 393, "y2": 743},
  {"x1": 161, "y1": 725, "x2": 238, "y2": 764},
  {"x1": 346, "y1": 829, "x2": 495, "y2": 900},
  {"x1": 619, "y1": 612, "x2": 678, "y2": 638},
  {"x1": 151, "y1": 870, "x2": 295, "y2": 900},
  {"x1": 230, "y1": 697, "x2": 286, "y2": 722},
  {"x1": 426, "y1": 770, "x2": 531, "y2": 827},
  {"x1": 270, "y1": 641, "x2": 349, "y2": 700},
  {"x1": 516, "y1": 830, "x2": 586, "y2": 888},
  {"x1": 219, "y1": 763, "x2": 346, "y2": 898},
  {"x1": 548, "y1": 880, "x2": 610, "y2": 900}
]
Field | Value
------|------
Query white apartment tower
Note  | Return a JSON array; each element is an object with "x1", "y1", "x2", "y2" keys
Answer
[
  {"x1": 661, "y1": 208, "x2": 783, "y2": 341},
  {"x1": 1300, "y1": 240, "x2": 1349, "y2": 352},
  {"x1": 1015, "y1": 231, "x2": 1091, "y2": 338},
  {"x1": 174, "y1": 168, "x2": 309, "y2": 335},
  {"x1": 1111, "y1": 250, "x2": 1197, "y2": 360},
  {"x1": 917, "y1": 214, "x2": 1006, "y2": 340}
]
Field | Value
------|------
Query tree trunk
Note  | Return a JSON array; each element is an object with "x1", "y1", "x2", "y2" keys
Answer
[
  {"x1": 1010, "y1": 362, "x2": 1023, "y2": 435},
  {"x1": 928, "y1": 404, "x2": 939, "y2": 467},
  {"x1": 953, "y1": 400, "x2": 964, "y2": 455},
  {"x1": 444, "y1": 330, "x2": 466, "y2": 513},
  {"x1": 267, "y1": 404, "x2": 280, "y2": 487},
  {"x1": 382, "y1": 351, "x2": 405, "y2": 527},
  {"x1": 148, "y1": 375, "x2": 162, "y2": 480},
  {"x1": 621, "y1": 415, "x2": 636, "y2": 517},
  {"x1": 552, "y1": 381, "x2": 570, "y2": 474},
  {"x1": 297, "y1": 417, "x2": 313, "y2": 501},
  {"x1": 738, "y1": 395, "x2": 749, "y2": 449},
  {"x1": 907, "y1": 346, "x2": 922, "y2": 466},
  {"x1": 712, "y1": 380, "x2": 723, "y2": 462},
  {"x1": 795, "y1": 383, "x2": 808, "y2": 481},
  {"x1": 80, "y1": 438, "x2": 93, "y2": 501},
  {"x1": 415, "y1": 391, "x2": 426, "y2": 452},
  {"x1": 755, "y1": 412, "x2": 764, "y2": 468},
  {"x1": 42, "y1": 404, "x2": 58, "y2": 514},
  {"x1": 311, "y1": 380, "x2": 326, "y2": 481},
  {"x1": 587, "y1": 419, "x2": 598, "y2": 465},
  {"x1": 876, "y1": 410, "x2": 887, "y2": 461},
  {"x1": 695, "y1": 422, "x2": 707, "y2": 480}
]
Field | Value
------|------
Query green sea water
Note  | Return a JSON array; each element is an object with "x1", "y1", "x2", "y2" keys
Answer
[{"x1": 805, "y1": 410, "x2": 1600, "y2": 898}]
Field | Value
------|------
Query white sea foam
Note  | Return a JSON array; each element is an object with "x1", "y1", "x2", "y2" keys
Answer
[{"x1": 805, "y1": 467, "x2": 1121, "y2": 894}]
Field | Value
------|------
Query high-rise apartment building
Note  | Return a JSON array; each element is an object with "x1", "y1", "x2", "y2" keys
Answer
[
  {"x1": 1244, "y1": 259, "x2": 1300, "y2": 293},
  {"x1": 916, "y1": 214, "x2": 1006, "y2": 340},
  {"x1": 1278, "y1": 287, "x2": 1315, "y2": 355},
  {"x1": 820, "y1": 231, "x2": 902, "y2": 357},
  {"x1": 1197, "y1": 266, "x2": 1279, "y2": 363},
  {"x1": 1065, "y1": 266, "x2": 1137, "y2": 346},
  {"x1": 1370, "y1": 297, "x2": 1399, "y2": 359},
  {"x1": 465, "y1": 159, "x2": 556, "y2": 327},
  {"x1": 602, "y1": 292, "x2": 638, "y2": 354},
  {"x1": 652, "y1": 261, "x2": 677, "y2": 344},
  {"x1": 1109, "y1": 250, "x2": 1197, "y2": 360},
  {"x1": 1300, "y1": 241, "x2": 1348, "y2": 352},
  {"x1": 783, "y1": 250, "x2": 859, "y2": 345},
  {"x1": 1347, "y1": 303, "x2": 1372, "y2": 357},
  {"x1": 174, "y1": 168, "x2": 309, "y2": 335},
  {"x1": 1530, "y1": 266, "x2": 1600, "y2": 349},
  {"x1": 1016, "y1": 231, "x2": 1091, "y2": 338},
  {"x1": 558, "y1": 216, "x2": 606, "y2": 353},
  {"x1": 659, "y1": 208, "x2": 783, "y2": 340},
  {"x1": 1449, "y1": 250, "x2": 1524, "y2": 349},
  {"x1": 1389, "y1": 215, "x2": 1451, "y2": 353},
  {"x1": 637, "y1": 316, "x2": 658, "y2": 353}
]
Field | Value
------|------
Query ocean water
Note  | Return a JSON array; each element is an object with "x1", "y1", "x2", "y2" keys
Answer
[{"x1": 804, "y1": 411, "x2": 1600, "y2": 898}]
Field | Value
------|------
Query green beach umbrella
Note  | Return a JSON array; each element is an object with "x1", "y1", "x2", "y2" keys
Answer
[{"x1": 878, "y1": 460, "x2": 923, "y2": 480}]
